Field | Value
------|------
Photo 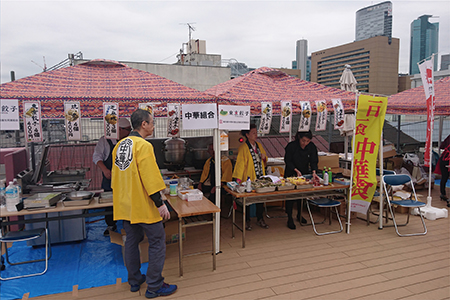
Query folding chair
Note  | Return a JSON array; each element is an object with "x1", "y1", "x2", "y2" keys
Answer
[
  {"x1": 382, "y1": 174, "x2": 427, "y2": 237},
  {"x1": 365, "y1": 169, "x2": 396, "y2": 225},
  {"x1": 306, "y1": 198, "x2": 343, "y2": 235},
  {"x1": 0, "y1": 227, "x2": 51, "y2": 280}
]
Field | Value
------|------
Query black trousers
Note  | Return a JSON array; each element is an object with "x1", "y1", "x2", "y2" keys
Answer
[
  {"x1": 246, "y1": 203, "x2": 264, "y2": 222},
  {"x1": 440, "y1": 158, "x2": 449, "y2": 196},
  {"x1": 285, "y1": 199, "x2": 302, "y2": 219}
]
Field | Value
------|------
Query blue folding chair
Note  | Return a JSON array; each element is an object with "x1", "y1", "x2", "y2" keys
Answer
[
  {"x1": 382, "y1": 174, "x2": 427, "y2": 237},
  {"x1": 306, "y1": 198, "x2": 343, "y2": 235}
]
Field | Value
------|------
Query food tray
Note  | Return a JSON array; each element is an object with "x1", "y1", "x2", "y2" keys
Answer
[
  {"x1": 295, "y1": 184, "x2": 314, "y2": 189},
  {"x1": 334, "y1": 178, "x2": 350, "y2": 186},
  {"x1": 63, "y1": 198, "x2": 92, "y2": 207},
  {"x1": 23, "y1": 192, "x2": 62, "y2": 209},
  {"x1": 99, "y1": 191, "x2": 113, "y2": 203},
  {"x1": 277, "y1": 184, "x2": 295, "y2": 191},
  {"x1": 255, "y1": 186, "x2": 276, "y2": 193},
  {"x1": 178, "y1": 189, "x2": 203, "y2": 201}
]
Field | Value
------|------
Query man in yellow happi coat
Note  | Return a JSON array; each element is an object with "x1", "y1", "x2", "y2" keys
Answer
[
  {"x1": 112, "y1": 109, "x2": 177, "y2": 298},
  {"x1": 198, "y1": 143, "x2": 233, "y2": 202}
]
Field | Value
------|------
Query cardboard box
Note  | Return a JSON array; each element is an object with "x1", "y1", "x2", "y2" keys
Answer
[
  {"x1": 318, "y1": 153, "x2": 339, "y2": 170},
  {"x1": 381, "y1": 144, "x2": 397, "y2": 159},
  {"x1": 110, "y1": 221, "x2": 186, "y2": 265}
]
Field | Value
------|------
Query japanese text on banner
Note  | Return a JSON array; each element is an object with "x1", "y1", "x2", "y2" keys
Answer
[
  {"x1": 103, "y1": 103, "x2": 119, "y2": 140},
  {"x1": 279, "y1": 101, "x2": 292, "y2": 133},
  {"x1": 218, "y1": 105, "x2": 250, "y2": 130},
  {"x1": 1, "y1": 99, "x2": 20, "y2": 130},
  {"x1": 315, "y1": 100, "x2": 327, "y2": 131},
  {"x1": 332, "y1": 99, "x2": 345, "y2": 130},
  {"x1": 350, "y1": 95, "x2": 387, "y2": 214},
  {"x1": 259, "y1": 102, "x2": 272, "y2": 134},
  {"x1": 64, "y1": 101, "x2": 81, "y2": 141},
  {"x1": 298, "y1": 101, "x2": 311, "y2": 132},
  {"x1": 24, "y1": 101, "x2": 43, "y2": 142},
  {"x1": 167, "y1": 103, "x2": 181, "y2": 137}
]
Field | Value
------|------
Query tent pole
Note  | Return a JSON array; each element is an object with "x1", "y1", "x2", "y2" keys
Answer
[
  {"x1": 213, "y1": 128, "x2": 221, "y2": 253},
  {"x1": 379, "y1": 133, "x2": 384, "y2": 229},
  {"x1": 438, "y1": 116, "x2": 443, "y2": 151},
  {"x1": 346, "y1": 93, "x2": 359, "y2": 234},
  {"x1": 397, "y1": 115, "x2": 401, "y2": 154}
]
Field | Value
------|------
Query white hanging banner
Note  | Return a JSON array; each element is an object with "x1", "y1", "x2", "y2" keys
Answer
[
  {"x1": 218, "y1": 105, "x2": 250, "y2": 130},
  {"x1": 103, "y1": 102, "x2": 119, "y2": 140},
  {"x1": 315, "y1": 100, "x2": 328, "y2": 132},
  {"x1": 279, "y1": 101, "x2": 292, "y2": 133},
  {"x1": 167, "y1": 103, "x2": 181, "y2": 137},
  {"x1": 418, "y1": 57, "x2": 435, "y2": 167},
  {"x1": 64, "y1": 101, "x2": 82, "y2": 141},
  {"x1": 139, "y1": 103, "x2": 158, "y2": 138},
  {"x1": 259, "y1": 102, "x2": 272, "y2": 134},
  {"x1": 0, "y1": 99, "x2": 20, "y2": 130},
  {"x1": 298, "y1": 101, "x2": 311, "y2": 132},
  {"x1": 332, "y1": 98, "x2": 345, "y2": 130},
  {"x1": 182, "y1": 103, "x2": 217, "y2": 130},
  {"x1": 24, "y1": 101, "x2": 43, "y2": 142}
]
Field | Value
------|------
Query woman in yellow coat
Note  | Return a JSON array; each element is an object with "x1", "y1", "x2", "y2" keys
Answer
[{"x1": 232, "y1": 124, "x2": 269, "y2": 230}]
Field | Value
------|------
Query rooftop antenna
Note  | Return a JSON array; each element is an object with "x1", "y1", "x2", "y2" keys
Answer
[
  {"x1": 31, "y1": 56, "x2": 47, "y2": 72},
  {"x1": 180, "y1": 22, "x2": 196, "y2": 65}
]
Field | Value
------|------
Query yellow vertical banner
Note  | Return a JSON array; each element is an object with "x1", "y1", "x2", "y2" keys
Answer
[{"x1": 350, "y1": 95, "x2": 387, "y2": 214}]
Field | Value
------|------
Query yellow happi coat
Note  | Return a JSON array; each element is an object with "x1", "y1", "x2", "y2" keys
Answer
[
  {"x1": 232, "y1": 142, "x2": 267, "y2": 182},
  {"x1": 112, "y1": 136, "x2": 166, "y2": 224},
  {"x1": 200, "y1": 155, "x2": 233, "y2": 184}
]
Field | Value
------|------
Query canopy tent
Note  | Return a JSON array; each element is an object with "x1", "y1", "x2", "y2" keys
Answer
[
  {"x1": 387, "y1": 76, "x2": 450, "y2": 116},
  {"x1": 0, "y1": 59, "x2": 216, "y2": 118},
  {"x1": 205, "y1": 67, "x2": 357, "y2": 114}
]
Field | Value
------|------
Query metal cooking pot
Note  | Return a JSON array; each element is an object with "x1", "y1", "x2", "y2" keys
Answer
[
  {"x1": 191, "y1": 148, "x2": 209, "y2": 161},
  {"x1": 163, "y1": 137, "x2": 186, "y2": 164},
  {"x1": 65, "y1": 191, "x2": 94, "y2": 201}
]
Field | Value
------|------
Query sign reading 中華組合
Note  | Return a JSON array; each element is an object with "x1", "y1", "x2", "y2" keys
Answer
[
  {"x1": 218, "y1": 105, "x2": 250, "y2": 130},
  {"x1": 181, "y1": 103, "x2": 217, "y2": 130},
  {"x1": 64, "y1": 101, "x2": 81, "y2": 141},
  {"x1": 1, "y1": 99, "x2": 20, "y2": 130},
  {"x1": 24, "y1": 101, "x2": 43, "y2": 142},
  {"x1": 259, "y1": 102, "x2": 272, "y2": 134},
  {"x1": 103, "y1": 102, "x2": 119, "y2": 140},
  {"x1": 298, "y1": 101, "x2": 311, "y2": 132},
  {"x1": 315, "y1": 100, "x2": 327, "y2": 131},
  {"x1": 350, "y1": 94, "x2": 387, "y2": 214}
]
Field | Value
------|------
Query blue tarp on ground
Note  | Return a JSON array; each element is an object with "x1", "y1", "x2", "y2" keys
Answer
[{"x1": 0, "y1": 215, "x2": 148, "y2": 300}]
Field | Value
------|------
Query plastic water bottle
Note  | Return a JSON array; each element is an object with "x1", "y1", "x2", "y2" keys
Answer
[
  {"x1": 13, "y1": 178, "x2": 22, "y2": 199},
  {"x1": 322, "y1": 167, "x2": 326, "y2": 180},
  {"x1": 328, "y1": 167, "x2": 333, "y2": 184},
  {"x1": 246, "y1": 177, "x2": 252, "y2": 193},
  {"x1": 323, "y1": 171, "x2": 329, "y2": 186},
  {"x1": 5, "y1": 181, "x2": 20, "y2": 212}
]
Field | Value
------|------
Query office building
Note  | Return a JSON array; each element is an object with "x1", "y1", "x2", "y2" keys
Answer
[
  {"x1": 355, "y1": 1, "x2": 392, "y2": 43},
  {"x1": 296, "y1": 39, "x2": 308, "y2": 80},
  {"x1": 310, "y1": 35, "x2": 399, "y2": 95},
  {"x1": 409, "y1": 15, "x2": 439, "y2": 75}
]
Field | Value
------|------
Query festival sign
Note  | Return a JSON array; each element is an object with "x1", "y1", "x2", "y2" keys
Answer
[
  {"x1": 259, "y1": 102, "x2": 272, "y2": 134},
  {"x1": 418, "y1": 57, "x2": 435, "y2": 167},
  {"x1": 0, "y1": 99, "x2": 20, "y2": 130},
  {"x1": 332, "y1": 98, "x2": 345, "y2": 130},
  {"x1": 350, "y1": 94, "x2": 387, "y2": 214},
  {"x1": 167, "y1": 103, "x2": 181, "y2": 137},
  {"x1": 23, "y1": 101, "x2": 43, "y2": 142},
  {"x1": 315, "y1": 100, "x2": 328, "y2": 131},
  {"x1": 298, "y1": 101, "x2": 311, "y2": 132},
  {"x1": 218, "y1": 105, "x2": 250, "y2": 130},
  {"x1": 181, "y1": 103, "x2": 217, "y2": 130},
  {"x1": 279, "y1": 101, "x2": 292, "y2": 133},
  {"x1": 139, "y1": 103, "x2": 158, "y2": 138},
  {"x1": 64, "y1": 101, "x2": 81, "y2": 141},
  {"x1": 103, "y1": 102, "x2": 119, "y2": 140}
]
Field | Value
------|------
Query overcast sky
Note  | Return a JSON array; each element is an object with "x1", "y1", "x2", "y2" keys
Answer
[{"x1": 1, "y1": 0, "x2": 449, "y2": 84}]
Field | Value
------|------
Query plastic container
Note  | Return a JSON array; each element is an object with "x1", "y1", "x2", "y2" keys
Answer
[
  {"x1": 323, "y1": 172, "x2": 329, "y2": 186},
  {"x1": 246, "y1": 177, "x2": 252, "y2": 193},
  {"x1": 5, "y1": 181, "x2": 20, "y2": 212},
  {"x1": 169, "y1": 181, "x2": 178, "y2": 196},
  {"x1": 13, "y1": 178, "x2": 22, "y2": 198}
]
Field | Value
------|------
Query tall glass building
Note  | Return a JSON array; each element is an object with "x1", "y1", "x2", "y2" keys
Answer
[
  {"x1": 409, "y1": 15, "x2": 439, "y2": 75},
  {"x1": 355, "y1": 1, "x2": 392, "y2": 43}
]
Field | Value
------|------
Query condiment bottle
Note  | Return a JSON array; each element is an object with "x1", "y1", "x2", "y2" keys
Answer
[
  {"x1": 246, "y1": 177, "x2": 252, "y2": 193},
  {"x1": 328, "y1": 167, "x2": 332, "y2": 183},
  {"x1": 323, "y1": 171, "x2": 329, "y2": 186}
]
